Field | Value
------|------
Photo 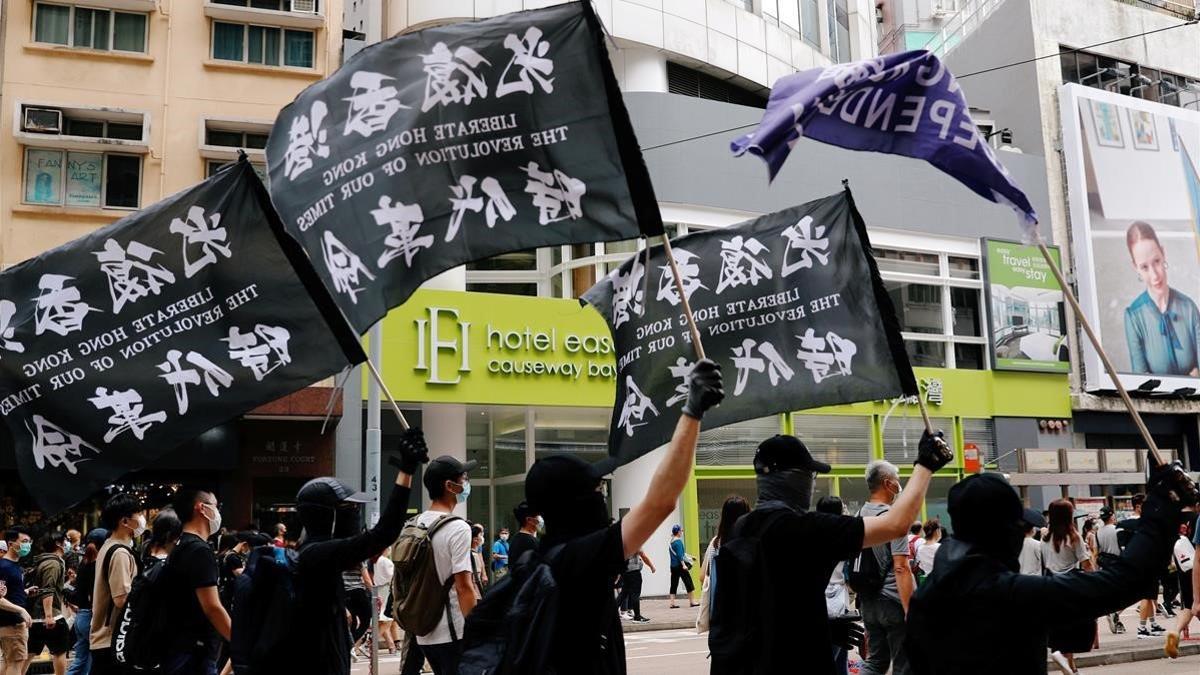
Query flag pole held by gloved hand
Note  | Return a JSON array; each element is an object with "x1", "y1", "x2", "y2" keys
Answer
[{"x1": 660, "y1": 234, "x2": 707, "y2": 361}]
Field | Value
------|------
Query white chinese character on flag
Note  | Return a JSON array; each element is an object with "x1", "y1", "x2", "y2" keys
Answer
[
  {"x1": 521, "y1": 162, "x2": 585, "y2": 225},
  {"x1": 322, "y1": 231, "x2": 376, "y2": 304},
  {"x1": 26, "y1": 415, "x2": 100, "y2": 474},
  {"x1": 420, "y1": 44, "x2": 491, "y2": 112},
  {"x1": 665, "y1": 357, "x2": 695, "y2": 407},
  {"x1": 780, "y1": 216, "x2": 830, "y2": 277},
  {"x1": 224, "y1": 324, "x2": 292, "y2": 382},
  {"x1": 715, "y1": 236, "x2": 772, "y2": 294},
  {"x1": 94, "y1": 239, "x2": 176, "y2": 315},
  {"x1": 795, "y1": 329, "x2": 857, "y2": 383},
  {"x1": 157, "y1": 349, "x2": 234, "y2": 415},
  {"x1": 656, "y1": 248, "x2": 706, "y2": 307},
  {"x1": 284, "y1": 100, "x2": 330, "y2": 180},
  {"x1": 0, "y1": 300, "x2": 25, "y2": 357},
  {"x1": 731, "y1": 338, "x2": 794, "y2": 396},
  {"x1": 373, "y1": 196, "x2": 433, "y2": 268},
  {"x1": 89, "y1": 387, "x2": 167, "y2": 443},
  {"x1": 497, "y1": 27, "x2": 555, "y2": 98},
  {"x1": 609, "y1": 257, "x2": 646, "y2": 329},
  {"x1": 170, "y1": 206, "x2": 231, "y2": 278},
  {"x1": 345, "y1": 71, "x2": 407, "y2": 137},
  {"x1": 34, "y1": 274, "x2": 98, "y2": 337},
  {"x1": 446, "y1": 176, "x2": 516, "y2": 242},
  {"x1": 617, "y1": 376, "x2": 659, "y2": 437}
]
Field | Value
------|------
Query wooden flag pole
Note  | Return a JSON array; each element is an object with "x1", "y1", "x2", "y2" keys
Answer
[
  {"x1": 1033, "y1": 234, "x2": 1163, "y2": 465},
  {"x1": 915, "y1": 393, "x2": 935, "y2": 436},
  {"x1": 364, "y1": 356, "x2": 411, "y2": 431},
  {"x1": 659, "y1": 234, "x2": 707, "y2": 360}
]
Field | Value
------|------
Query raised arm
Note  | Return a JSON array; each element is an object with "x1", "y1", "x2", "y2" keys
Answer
[
  {"x1": 622, "y1": 360, "x2": 724, "y2": 559},
  {"x1": 862, "y1": 431, "x2": 950, "y2": 548}
]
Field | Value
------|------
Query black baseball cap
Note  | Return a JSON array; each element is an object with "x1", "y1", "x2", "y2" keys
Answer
[
  {"x1": 1022, "y1": 507, "x2": 1046, "y2": 529},
  {"x1": 513, "y1": 501, "x2": 539, "y2": 523},
  {"x1": 753, "y1": 435, "x2": 832, "y2": 475},
  {"x1": 948, "y1": 473, "x2": 1023, "y2": 544},
  {"x1": 525, "y1": 454, "x2": 604, "y2": 512},
  {"x1": 422, "y1": 455, "x2": 479, "y2": 495},
  {"x1": 296, "y1": 477, "x2": 370, "y2": 507}
]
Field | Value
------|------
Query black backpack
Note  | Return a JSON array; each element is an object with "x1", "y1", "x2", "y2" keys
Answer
[
  {"x1": 458, "y1": 545, "x2": 565, "y2": 675},
  {"x1": 230, "y1": 546, "x2": 300, "y2": 675},
  {"x1": 708, "y1": 505, "x2": 790, "y2": 664},
  {"x1": 112, "y1": 552, "x2": 171, "y2": 672},
  {"x1": 846, "y1": 544, "x2": 887, "y2": 598}
]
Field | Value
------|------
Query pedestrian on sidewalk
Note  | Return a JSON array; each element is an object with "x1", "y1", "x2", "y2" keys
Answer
[
  {"x1": 65, "y1": 528, "x2": 107, "y2": 675},
  {"x1": 469, "y1": 523, "x2": 489, "y2": 594},
  {"x1": 697, "y1": 495, "x2": 749, "y2": 633},
  {"x1": 160, "y1": 488, "x2": 230, "y2": 675},
  {"x1": 1166, "y1": 516, "x2": 1197, "y2": 658},
  {"x1": 617, "y1": 550, "x2": 655, "y2": 623},
  {"x1": 412, "y1": 455, "x2": 479, "y2": 674},
  {"x1": 906, "y1": 463, "x2": 1199, "y2": 675},
  {"x1": 668, "y1": 525, "x2": 698, "y2": 609},
  {"x1": 28, "y1": 531, "x2": 71, "y2": 675},
  {"x1": 89, "y1": 494, "x2": 142, "y2": 675},
  {"x1": 1118, "y1": 494, "x2": 1169, "y2": 637},
  {"x1": 507, "y1": 503, "x2": 540, "y2": 565},
  {"x1": 1018, "y1": 509, "x2": 1045, "y2": 577},
  {"x1": 490, "y1": 528, "x2": 510, "y2": 582},
  {"x1": 914, "y1": 520, "x2": 942, "y2": 583},
  {"x1": 709, "y1": 431, "x2": 952, "y2": 675},
  {"x1": 1096, "y1": 506, "x2": 1127, "y2": 633},
  {"x1": 1042, "y1": 499, "x2": 1097, "y2": 672}
]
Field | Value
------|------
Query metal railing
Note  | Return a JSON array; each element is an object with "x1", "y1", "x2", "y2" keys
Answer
[{"x1": 919, "y1": 0, "x2": 1008, "y2": 58}]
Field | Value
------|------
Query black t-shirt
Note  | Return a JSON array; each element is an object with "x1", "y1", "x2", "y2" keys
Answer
[
  {"x1": 543, "y1": 521, "x2": 626, "y2": 675},
  {"x1": 751, "y1": 507, "x2": 865, "y2": 675},
  {"x1": 508, "y1": 531, "x2": 538, "y2": 566},
  {"x1": 167, "y1": 533, "x2": 220, "y2": 654}
]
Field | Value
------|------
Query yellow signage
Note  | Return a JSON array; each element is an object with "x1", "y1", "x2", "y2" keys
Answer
[{"x1": 377, "y1": 289, "x2": 617, "y2": 407}]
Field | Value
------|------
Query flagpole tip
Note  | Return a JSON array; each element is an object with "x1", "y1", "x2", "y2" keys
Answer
[
  {"x1": 841, "y1": 178, "x2": 850, "y2": 188},
  {"x1": 237, "y1": 149, "x2": 248, "y2": 163}
]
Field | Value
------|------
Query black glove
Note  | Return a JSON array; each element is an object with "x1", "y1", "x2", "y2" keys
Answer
[
  {"x1": 1145, "y1": 452, "x2": 1199, "y2": 510},
  {"x1": 914, "y1": 429, "x2": 952, "y2": 472},
  {"x1": 681, "y1": 359, "x2": 724, "y2": 420},
  {"x1": 388, "y1": 428, "x2": 430, "y2": 474},
  {"x1": 829, "y1": 614, "x2": 865, "y2": 651}
]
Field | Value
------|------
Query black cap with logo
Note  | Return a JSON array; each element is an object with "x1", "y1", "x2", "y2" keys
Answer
[{"x1": 753, "y1": 435, "x2": 832, "y2": 475}]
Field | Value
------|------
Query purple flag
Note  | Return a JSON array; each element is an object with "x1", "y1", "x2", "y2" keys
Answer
[{"x1": 731, "y1": 50, "x2": 1038, "y2": 236}]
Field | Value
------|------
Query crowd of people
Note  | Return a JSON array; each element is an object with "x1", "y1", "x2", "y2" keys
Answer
[{"x1": 0, "y1": 359, "x2": 1195, "y2": 675}]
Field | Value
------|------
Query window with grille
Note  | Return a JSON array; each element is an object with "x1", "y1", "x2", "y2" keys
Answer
[
  {"x1": 696, "y1": 416, "x2": 782, "y2": 465},
  {"x1": 962, "y1": 418, "x2": 997, "y2": 463},
  {"x1": 792, "y1": 415, "x2": 873, "y2": 465},
  {"x1": 666, "y1": 62, "x2": 767, "y2": 109},
  {"x1": 882, "y1": 415, "x2": 952, "y2": 464}
]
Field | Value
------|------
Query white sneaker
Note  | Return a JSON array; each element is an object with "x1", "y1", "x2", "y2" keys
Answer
[{"x1": 1049, "y1": 650, "x2": 1073, "y2": 674}]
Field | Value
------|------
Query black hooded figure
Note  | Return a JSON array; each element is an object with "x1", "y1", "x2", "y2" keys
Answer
[
  {"x1": 906, "y1": 460, "x2": 1199, "y2": 675},
  {"x1": 242, "y1": 429, "x2": 428, "y2": 675}
]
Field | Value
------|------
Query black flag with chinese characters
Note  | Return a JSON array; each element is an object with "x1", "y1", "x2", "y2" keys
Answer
[
  {"x1": 582, "y1": 189, "x2": 917, "y2": 464},
  {"x1": 265, "y1": 1, "x2": 662, "y2": 334},
  {"x1": 0, "y1": 161, "x2": 365, "y2": 514}
]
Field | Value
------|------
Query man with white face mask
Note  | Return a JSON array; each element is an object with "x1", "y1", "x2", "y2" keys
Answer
[
  {"x1": 161, "y1": 488, "x2": 229, "y2": 675},
  {"x1": 859, "y1": 460, "x2": 915, "y2": 675},
  {"x1": 90, "y1": 493, "x2": 144, "y2": 675}
]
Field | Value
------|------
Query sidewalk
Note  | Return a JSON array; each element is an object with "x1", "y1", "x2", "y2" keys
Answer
[{"x1": 622, "y1": 597, "x2": 704, "y2": 633}]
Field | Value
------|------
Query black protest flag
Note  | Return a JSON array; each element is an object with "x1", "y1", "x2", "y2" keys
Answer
[
  {"x1": 0, "y1": 161, "x2": 365, "y2": 514},
  {"x1": 265, "y1": 1, "x2": 662, "y2": 334},
  {"x1": 582, "y1": 189, "x2": 917, "y2": 464}
]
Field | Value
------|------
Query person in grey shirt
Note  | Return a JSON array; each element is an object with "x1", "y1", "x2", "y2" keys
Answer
[
  {"x1": 1096, "y1": 507, "x2": 1126, "y2": 633},
  {"x1": 1018, "y1": 508, "x2": 1045, "y2": 576},
  {"x1": 858, "y1": 460, "x2": 914, "y2": 675}
]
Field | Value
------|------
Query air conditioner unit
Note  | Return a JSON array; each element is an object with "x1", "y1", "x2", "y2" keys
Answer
[
  {"x1": 290, "y1": 0, "x2": 317, "y2": 13},
  {"x1": 22, "y1": 107, "x2": 62, "y2": 134}
]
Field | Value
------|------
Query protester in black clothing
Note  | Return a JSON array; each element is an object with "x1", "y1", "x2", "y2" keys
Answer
[
  {"x1": 162, "y1": 488, "x2": 229, "y2": 675},
  {"x1": 508, "y1": 502, "x2": 540, "y2": 564},
  {"x1": 709, "y1": 431, "x2": 951, "y2": 675},
  {"x1": 279, "y1": 428, "x2": 428, "y2": 675},
  {"x1": 906, "y1": 462, "x2": 1200, "y2": 675},
  {"x1": 522, "y1": 359, "x2": 724, "y2": 675},
  {"x1": 65, "y1": 528, "x2": 107, "y2": 675}
]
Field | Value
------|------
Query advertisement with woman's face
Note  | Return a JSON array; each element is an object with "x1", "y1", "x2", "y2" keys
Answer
[{"x1": 1061, "y1": 84, "x2": 1200, "y2": 391}]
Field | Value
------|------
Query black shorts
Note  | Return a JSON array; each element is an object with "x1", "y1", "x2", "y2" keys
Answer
[
  {"x1": 28, "y1": 619, "x2": 71, "y2": 656},
  {"x1": 670, "y1": 565, "x2": 695, "y2": 595},
  {"x1": 1181, "y1": 569, "x2": 1194, "y2": 609}
]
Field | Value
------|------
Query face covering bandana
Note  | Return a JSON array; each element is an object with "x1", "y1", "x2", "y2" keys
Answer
[
  {"x1": 455, "y1": 481, "x2": 472, "y2": 504},
  {"x1": 757, "y1": 468, "x2": 817, "y2": 511}
]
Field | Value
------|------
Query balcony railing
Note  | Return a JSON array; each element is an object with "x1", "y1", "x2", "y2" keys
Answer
[
  {"x1": 919, "y1": 0, "x2": 1007, "y2": 58},
  {"x1": 1114, "y1": 0, "x2": 1199, "y2": 20}
]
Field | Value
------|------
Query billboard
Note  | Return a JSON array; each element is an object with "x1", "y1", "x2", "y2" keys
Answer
[
  {"x1": 982, "y1": 239, "x2": 1068, "y2": 373},
  {"x1": 1061, "y1": 83, "x2": 1200, "y2": 391}
]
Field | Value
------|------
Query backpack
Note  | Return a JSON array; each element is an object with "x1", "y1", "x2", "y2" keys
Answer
[
  {"x1": 112, "y1": 551, "x2": 171, "y2": 672},
  {"x1": 458, "y1": 545, "x2": 566, "y2": 675},
  {"x1": 391, "y1": 513, "x2": 464, "y2": 637},
  {"x1": 230, "y1": 546, "x2": 300, "y2": 675},
  {"x1": 846, "y1": 544, "x2": 888, "y2": 598},
  {"x1": 708, "y1": 505, "x2": 790, "y2": 663}
]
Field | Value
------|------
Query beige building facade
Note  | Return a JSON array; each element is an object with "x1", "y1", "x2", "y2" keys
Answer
[{"x1": 0, "y1": 0, "x2": 343, "y2": 267}]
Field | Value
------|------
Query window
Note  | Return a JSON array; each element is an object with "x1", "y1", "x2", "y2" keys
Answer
[
  {"x1": 466, "y1": 282, "x2": 538, "y2": 296},
  {"x1": 1060, "y1": 45, "x2": 1200, "y2": 111},
  {"x1": 876, "y1": 245, "x2": 987, "y2": 369},
  {"x1": 801, "y1": 0, "x2": 820, "y2": 46},
  {"x1": 62, "y1": 117, "x2": 143, "y2": 140},
  {"x1": 34, "y1": 3, "x2": 147, "y2": 52},
  {"x1": 667, "y1": 62, "x2": 767, "y2": 108},
  {"x1": 207, "y1": 160, "x2": 269, "y2": 185},
  {"x1": 205, "y1": 128, "x2": 269, "y2": 149},
  {"x1": 213, "y1": 22, "x2": 313, "y2": 68},
  {"x1": 23, "y1": 148, "x2": 140, "y2": 209},
  {"x1": 827, "y1": 0, "x2": 851, "y2": 63}
]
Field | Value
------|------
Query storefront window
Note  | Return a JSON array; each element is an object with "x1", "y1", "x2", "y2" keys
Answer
[
  {"x1": 697, "y1": 477, "x2": 757, "y2": 559},
  {"x1": 534, "y1": 407, "x2": 609, "y2": 465},
  {"x1": 792, "y1": 414, "x2": 873, "y2": 465},
  {"x1": 492, "y1": 409, "x2": 527, "y2": 477},
  {"x1": 696, "y1": 416, "x2": 782, "y2": 465},
  {"x1": 494, "y1": 481, "x2": 526, "y2": 535},
  {"x1": 467, "y1": 483, "x2": 491, "y2": 535},
  {"x1": 925, "y1": 477, "x2": 955, "y2": 527},
  {"x1": 837, "y1": 475, "x2": 870, "y2": 517},
  {"x1": 882, "y1": 415, "x2": 952, "y2": 465}
]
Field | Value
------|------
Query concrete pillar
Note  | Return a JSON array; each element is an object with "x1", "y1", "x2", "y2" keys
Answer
[
  {"x1": 611, "y1": 444, "x2": 682, "y2": 596},
  {"x1": 619, "y1": 47, "x2": 669, "y2": 93},
  {"x1": 335, "y1": 359, "x2": 365, "y2": 489},
  {"x1": 419, "y1": 265, "x2": 467, "y2": 512}
]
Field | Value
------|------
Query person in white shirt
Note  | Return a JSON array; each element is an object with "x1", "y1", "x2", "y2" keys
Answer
[
  {"x1": 915, "y1": 520, "x2": 941, "y2": 580},
  {"x1": 372, "y1": 549, "x2": 399, "y2": 654},
  {"x1": 1017, "y1": 508, "x2": 1045, "y2": 577},
  {"x1": 414, "y1": 456, "x2": 478, "y2": 675},
  {"x1": 1166, "y1": 518, "x2": 1197, "y2": 658}
]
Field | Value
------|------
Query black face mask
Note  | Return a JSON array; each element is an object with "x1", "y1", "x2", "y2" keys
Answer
[
  {"x1": 757, "y1": 468, "x2": 816, "y2": 512},
  {"x1": 333, "y1": 504, "x2": 364, "y2": 539},
  {"x1": 544, "y1": 491, "x2": 609, "y2": 545}
]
